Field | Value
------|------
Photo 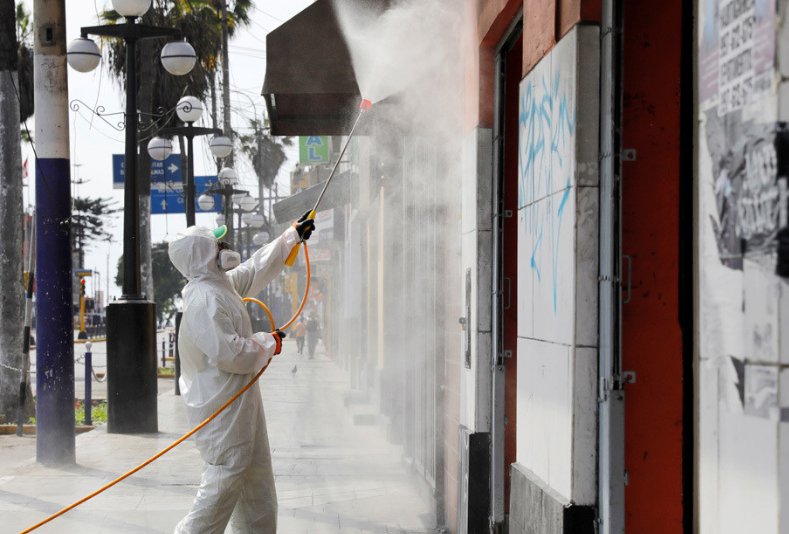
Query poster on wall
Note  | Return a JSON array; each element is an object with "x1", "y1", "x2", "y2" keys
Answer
[
  {"x1": 704, "y1": 120, "x2": 789, "y2": 271},
  {"x1": 699, "y1": 0, "x2": 776, "y2": 112},
  {"x1": 698, "y1": 0, "x2": 788, "y2": 276},
  {"x1": 698, "y1": 0, "x2": 784, "y2": 422}
]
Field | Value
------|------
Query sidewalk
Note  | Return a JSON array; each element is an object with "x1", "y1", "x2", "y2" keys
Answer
[{"x1": 0, "y1": 341, "x2": 437, "y2": 534}]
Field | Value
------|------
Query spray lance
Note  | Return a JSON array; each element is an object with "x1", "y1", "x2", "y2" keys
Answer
[{"x1": 285, "y1": 98, "x2": 373, "y2": 267}]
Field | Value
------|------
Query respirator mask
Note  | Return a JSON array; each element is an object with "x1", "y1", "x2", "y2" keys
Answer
[{"x1": 217, "y1": 241, "x2": 241, "y2": 272}]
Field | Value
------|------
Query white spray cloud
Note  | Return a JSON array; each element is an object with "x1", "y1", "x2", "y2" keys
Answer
[{"x1": 333, "y1": 0, "x2": 468, "y2": 137}]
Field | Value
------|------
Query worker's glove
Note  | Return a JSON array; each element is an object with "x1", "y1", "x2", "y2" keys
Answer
[
  {"x1": 272, "y1": 329, "x2": 287, "y2": 355},
  {"x1": 293, "y1": 211, "x2": 315, "y2": 241}
]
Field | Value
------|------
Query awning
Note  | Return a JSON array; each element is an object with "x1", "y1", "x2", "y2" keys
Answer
[
  {"x1": 273, "y1": 171, "x2": 352, "y2": 224},
  {"x1": 262, "y1": 0, "x2": 361, "y2": 136}
]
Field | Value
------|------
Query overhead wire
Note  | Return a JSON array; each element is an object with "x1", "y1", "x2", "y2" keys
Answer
[{"x1": 251, "y1": 5, "x2": 284, "y2": 24}]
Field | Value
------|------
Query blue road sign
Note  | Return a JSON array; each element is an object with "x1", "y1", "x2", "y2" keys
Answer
[
  {"x1": 151, "y1": 176, "x2": 222, "y2": 215},
  {"x1": 113, "y1": 154, "x2": 220, "y2": 214},
  {"x1": 112, "y1": 154, "x2": 125, "y2": 189},
  {"x1": 113, "y1": 153, "x2": 183, "y2": 189}
]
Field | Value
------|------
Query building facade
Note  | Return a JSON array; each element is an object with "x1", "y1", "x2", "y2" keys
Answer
[{"x1": 264, "y1": 0, "x2": 789, "y2": 532}]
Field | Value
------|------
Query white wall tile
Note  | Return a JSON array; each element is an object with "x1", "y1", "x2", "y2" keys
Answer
[
  {"x1": 576, "y1": 26, "x2": 601, "y2": 188},
  {"x1": 519, "y1": 45, "x2": 554, "y2": 209},
  {"x1": 698, "y1": 361, "x2": 720, "y2": 534},
  {"x1": 718, "y1": 409, "x2": 778, "y2": 534},
  {"x1": 476, "y1": 229, "x2": 493, "y2": 333},
  {"x1": 474, "y1": 331, "x2": 492, "y2": 432},
  {"x1": 572, "y1": 347, "x2": 597, "y2": 505},
  {"x1": 462, "y1": 128, "x2": 493, "y2": 235},
  {"x1": 531, "y1": 188, "x2": 576, "y2": 346},
  {"x1": 517, "y1": 208, "x2": 534, "y2": 339},
  {"x1": 575, "y1": 186, "x2": 599, "y2": 347},
  {"x1": 516, "y1": 337, "x2": 572, "y2": 501},
  {"x1": 551, "y1": 26, "x2": 578, "y2": 195},
  {"x1": 743, "y1": 258, "x2": 780, "y2": 364}
]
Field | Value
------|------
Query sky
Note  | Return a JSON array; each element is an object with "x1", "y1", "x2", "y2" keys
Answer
[{"x1": 19, "y1": 0, "x2": 314, "y2": 301}]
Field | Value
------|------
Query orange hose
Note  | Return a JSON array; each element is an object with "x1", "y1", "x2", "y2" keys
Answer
[
  {"x1": 281, "y1": 242, "x2": 311, "y2": 331},
  {"x1": 242, "y1": 297, "x2": 276, "y2": 331},
  {"x1": 17, "y1": 358, "x2": 272, "y2": 534},
  {"x1": 18, "y1": 243, "x2": 313, "y2": 534}
]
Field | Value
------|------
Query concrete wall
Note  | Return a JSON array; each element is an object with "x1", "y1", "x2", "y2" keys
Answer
[
  {"x1": 512, "y1": 23, "x2": 599, "y2": 521},
  {"x1": 697, "y1": 0, "x2": 788, "y2": 532}
]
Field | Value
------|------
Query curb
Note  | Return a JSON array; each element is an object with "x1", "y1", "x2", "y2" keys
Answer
[{"x1": 0, "y1": 425, "x2": 96, "y2": 435}]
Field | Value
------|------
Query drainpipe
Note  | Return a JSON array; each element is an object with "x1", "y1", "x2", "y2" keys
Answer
[
  {"x1": 490, "y1": 49, "x2": 506, "y2": 533},
  {"x1": 598, "y1": 0, "x2": 625, "y2": 532},
  {"x1": 490, "y1": 15, "x2": 522, "y2": 532}
]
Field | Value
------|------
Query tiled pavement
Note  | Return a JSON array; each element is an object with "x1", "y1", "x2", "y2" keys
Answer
[{"x1": 0, "y1": 341, "x2": 437, "y2": 534}]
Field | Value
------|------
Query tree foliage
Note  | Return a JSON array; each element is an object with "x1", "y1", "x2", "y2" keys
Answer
[
  {"x1": 100, "y1": 0, "x2": 252, "y2": 131},
  {"x1": 15, "y1": 2, "x2": 33, "y2": 122},
  {"x1": 72, "y1": 197, "x2": 121, "y2": 252},
  {"x1": 239, "y1": 118, "x2": 293, "y2": 190},
  {"x1": 116, "y1": 242, "x2": 185, "y2": 324}
]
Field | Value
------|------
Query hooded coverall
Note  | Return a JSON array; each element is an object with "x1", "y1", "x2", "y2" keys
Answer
[{"x1": 168, "y1": 225, "x2": 298, "y2": 534}]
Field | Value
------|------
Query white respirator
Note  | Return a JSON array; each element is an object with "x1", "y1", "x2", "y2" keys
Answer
[{"x1": 217, "y1": 249, "x2": 241, "y2": 271}]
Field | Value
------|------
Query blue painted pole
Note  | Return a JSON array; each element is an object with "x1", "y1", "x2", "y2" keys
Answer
[
  {"x1": 84, "y1": 342, "x2": 92, "y2": 426},
  {"x1": 35, "y1": 158, "x2": 74, "y2": 462},
  {"x1": 34, "y1": 0, "x2": 74, "y2": 465}
]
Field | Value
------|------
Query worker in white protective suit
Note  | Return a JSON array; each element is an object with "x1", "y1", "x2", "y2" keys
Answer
[{"x1": 168, "y1": 212, "x2": 314, "y2": 534}]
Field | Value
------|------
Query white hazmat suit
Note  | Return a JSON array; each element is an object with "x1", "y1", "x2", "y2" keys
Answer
[{"x1": 168, "y1": 225, "x2": 298, "y2": 534}]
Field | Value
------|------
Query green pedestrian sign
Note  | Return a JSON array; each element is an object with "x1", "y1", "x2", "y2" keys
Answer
[{"x1": 299, "y1": 136, "x2": 329, "y2": 164}]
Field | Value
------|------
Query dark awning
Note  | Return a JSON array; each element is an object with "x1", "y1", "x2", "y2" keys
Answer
[
  {"x1": 273, "y1": 171, "x2": 352, "y2": 224},
  {"x1": 262, "y1": 0, "x2": 361, "y2": 136}
]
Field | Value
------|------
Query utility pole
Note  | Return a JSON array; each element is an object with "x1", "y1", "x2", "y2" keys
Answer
[
  {"x1": 220, "y1": 0, "x2": 233, "y2": 169},
  {"x1": 0, "y1": 0, "x2": 27, "y2": 430},
  {"x1": 33, "y1": 0, "x2": 75, "y2": 465}
]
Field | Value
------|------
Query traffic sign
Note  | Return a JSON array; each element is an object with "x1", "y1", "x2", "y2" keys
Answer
[
  {"x1": 113, "y1": 153, "x2": 183, "y2": 189},
  {"x1": 112, "y1": 154, "x2": 221, "y2": 215},
  {"x1": 151, "y1": 175, "x2": 222, "y2": 215},
  {"x1": 73, "y1": 269, "x2": 92, "y2": 277}
]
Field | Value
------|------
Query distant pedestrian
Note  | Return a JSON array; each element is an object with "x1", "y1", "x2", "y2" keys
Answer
[
  {"x1": 306, "y1": 314, "x2": 320, "y2": 359},
  {"x1": 294, "y1": 319, "x2": 306, "y2": 355}
]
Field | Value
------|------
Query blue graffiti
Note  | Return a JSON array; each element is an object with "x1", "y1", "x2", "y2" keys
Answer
[{"x1": 518, "y1": 68, "x2": 576, "y2": 314}]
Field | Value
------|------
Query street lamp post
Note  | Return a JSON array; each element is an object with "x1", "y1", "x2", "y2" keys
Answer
[
  {"x1": 197, "y1": 168, "x2": 248, "y2": 240},
  {"x1": 218, "y1": 167, "x2": 239, "y2": 240},
  {"x1": 67, "y1": 0, "x2": 196, "y2": 434},
  {"x1": 149, "y1": 97, "x2": 222, "y2": 227},
  {"x1": 237, "y1": 194, "x2": 257, "y2": 257},
  {"x1": 242, "y1": 211, "x2": 264, "y2": 261}
]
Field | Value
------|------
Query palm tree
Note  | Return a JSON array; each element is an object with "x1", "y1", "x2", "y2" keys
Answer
[
  {"x1": 101, "y1": 0, "x2": 251, "y2": 124},
  {"x1": 0, "y1": 0, "x2": 27, "y2": 422},
  {"x1": 238, "y1": 117, "x2": 293, "y2": 237},
  {"x1": 16, "y1": 3, "x2": 33, "y2": 125},
  {"x1": 239, "y1": 118, "x2": 292, "y2": 191}
]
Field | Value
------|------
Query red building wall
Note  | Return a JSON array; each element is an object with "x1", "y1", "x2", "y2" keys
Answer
[{"x1": 621, "y1": 1, "x2": 685, "y2": 532}]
